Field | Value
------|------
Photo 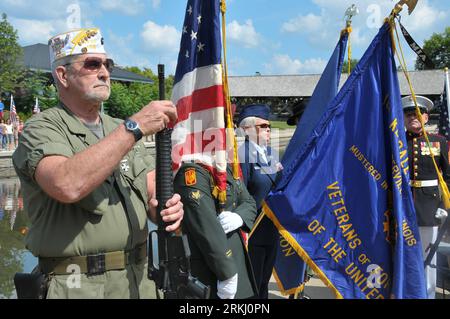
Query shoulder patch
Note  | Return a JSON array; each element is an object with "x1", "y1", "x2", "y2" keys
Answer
[{"x1": 185, "y1": 168, "x2": 197, "y2": 186}]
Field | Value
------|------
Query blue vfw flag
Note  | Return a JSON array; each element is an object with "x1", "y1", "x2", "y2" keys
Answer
[
  {"x1": 264, "y1": 22, "x2": 426, "y2": 299},
  {"x1": 272, "y1": 30, "x2": 349, "y2": 296}
]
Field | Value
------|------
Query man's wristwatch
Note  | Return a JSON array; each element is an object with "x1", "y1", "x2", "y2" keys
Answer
[{"x1": 124, "y1": 118, "x2": 143, "y2": 142}]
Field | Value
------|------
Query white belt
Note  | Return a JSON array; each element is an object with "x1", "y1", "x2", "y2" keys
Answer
[{"x1": 410, "y1": 179, "x2": 438, "y2": 187}]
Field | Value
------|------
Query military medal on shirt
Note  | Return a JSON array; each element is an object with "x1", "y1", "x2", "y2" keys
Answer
[
  {"x1": 420, "y1": 142, "x2": 440, "y2": 156},
  {"x1": 120, "y1": 159, "x2": 130, "y2": 172}
]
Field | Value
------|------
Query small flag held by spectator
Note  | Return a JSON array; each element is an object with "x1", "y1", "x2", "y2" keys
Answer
[
  {"x1": 9, "y1": 95, "x2": 18, "y2": 124},
  {"x1": 33, "y1": 97, "x2": 40, "y2": 114}
]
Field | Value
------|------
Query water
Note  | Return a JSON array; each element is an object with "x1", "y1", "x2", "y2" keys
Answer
[
  {"x1": 0, "y1": 178, "x2": 36, "y2": 299},
  {"x1": 0, "y1": 178, "x2": 158, "y2": 299}
]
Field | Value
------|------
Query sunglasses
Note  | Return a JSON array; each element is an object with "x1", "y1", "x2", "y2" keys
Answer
[
  {"x1": 65, "y1": 58, "x2": 114, "y2": 73},
  {"x1": 255, "y1": 123, "x2": 271, "y2": 129}
]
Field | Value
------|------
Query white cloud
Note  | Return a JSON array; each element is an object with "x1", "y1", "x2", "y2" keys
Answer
[
  {"x1": 349, "y1": 27, "x2": 368, "y2": 46},
  {"x1": 0, "y1": 0, "x2": 86, "y2": 20},
  {"x1": 106, "y1": 30, "x2": 178, "y2": 74},
  {"x1": 282, "y1": 0, "x2": 448, "y2": 69},
  {"x1": 140, "y1": 20, "x2": 180, "y2": 55},
  {"x1": 1, "y1": 1, "x2": 102, "y2": 45},
  {"x1": 281, "y1": 13, "x2": 323, "y2": 34},
  {"x1": 9, "y1": 18, "x2": 56, "y2": 44},
  {"x1": 227, "y1": 19, "x2": 261, "y2": 48},
  {"x1": 265, "y1": 54, "x2": 327, "y2": 75},
  {"x1": 401, "y1": 0, "x2": 448, "y2": 33},
  {"x1": 98, "y1": 0, "x2": 144, "y2": 16}
]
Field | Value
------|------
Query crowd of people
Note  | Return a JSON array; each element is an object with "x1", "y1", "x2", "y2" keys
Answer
[
  {"x1": 0, "y1": 118, "x2": 24, "y2": 151},
  {"x1": 8, "y1": 27, "x2": 449, "y2": 299}
]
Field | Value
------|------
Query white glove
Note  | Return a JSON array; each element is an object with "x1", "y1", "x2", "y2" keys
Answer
[
  {"x1": 218, "y1": 211, "x2": 244, "y2": 234},
  {"x1": 435, "y1": 208, "x2": 448, "y2": 220},
  {"x1": 217, "y1": 273, "x2": 238, "y2": 299}
]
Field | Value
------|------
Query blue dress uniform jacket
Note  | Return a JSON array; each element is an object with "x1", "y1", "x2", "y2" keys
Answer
[
  {"x1": 407, "y1": 132, "x2": 450, "y2": 226},
  {"x1": 173, "y1": 163, "x2": 258, "y2": 299},
  {"x1": 239, "y1": 140, "x2": 279, "y2": 211},
  {"x1": 239, "y1": 139, "x2": 280, "y2": 298}
]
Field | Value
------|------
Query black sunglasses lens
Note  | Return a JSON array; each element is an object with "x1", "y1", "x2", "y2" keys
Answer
[
  {"x1": 106, "y1": 59, "x2": 114, "y2": 72},
  {"x1": 83, "y1": 59, "x2": 114, "y2": 72},
  {"x1": 84, "y1": 60, "x2": 102, "y2": 70}
]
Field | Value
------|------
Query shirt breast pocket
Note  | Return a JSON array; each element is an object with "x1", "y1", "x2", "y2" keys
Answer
[{"x1": 122, "y1": 154, "x2": 150, "y2": 207}]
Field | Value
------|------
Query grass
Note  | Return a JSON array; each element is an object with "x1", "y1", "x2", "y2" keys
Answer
[{"x1": 271, "y1": 120, "x2": 293, "y2": 130}]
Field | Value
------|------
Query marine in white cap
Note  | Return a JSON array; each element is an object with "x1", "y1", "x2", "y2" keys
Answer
[
  {"x1": 12, "y1": 28, "x2": 184, "y2": 299},
  {"x1": 402, "y1": 94, "x2": 450, "y2": 299}
]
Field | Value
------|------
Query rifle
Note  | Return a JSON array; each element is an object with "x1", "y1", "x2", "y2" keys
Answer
[{"x1": 148, "y1": 64, "x2": 210, "y2": 299}]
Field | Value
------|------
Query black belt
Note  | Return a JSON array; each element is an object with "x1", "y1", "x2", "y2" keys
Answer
[{"x1": 38, "y1": 242, "x2": 147, "y2": 275}]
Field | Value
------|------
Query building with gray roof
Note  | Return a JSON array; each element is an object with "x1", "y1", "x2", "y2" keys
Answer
[{"x1": 229, "y1": 70, "x2": 445, "y2": 121}]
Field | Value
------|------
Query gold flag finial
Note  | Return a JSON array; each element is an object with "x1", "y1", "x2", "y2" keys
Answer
[{"x1": 393, "y1": 0, "x2": 418, "y2": 15}]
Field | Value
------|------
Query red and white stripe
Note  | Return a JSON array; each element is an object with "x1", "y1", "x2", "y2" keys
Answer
[
  {"x1": 10, "y1": 95, "x2": 18, "y2": 124},
  {"x1": 171, "y1": 64, "x2": 227, "y2": 188}
]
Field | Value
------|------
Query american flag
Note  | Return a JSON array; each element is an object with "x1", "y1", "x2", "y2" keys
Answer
[
  {"x1": 33, "y1": 97, "x2": 40, "y2": 114},
  {"x1": 171, "y1": 0, "x2": 227, "y2": 199},
  {"x1": 438, "y1": 68, "x2": 450, "y2": 145},
  {"x1": 9, "y1": 94, "x2": 18, "y2": 124}
]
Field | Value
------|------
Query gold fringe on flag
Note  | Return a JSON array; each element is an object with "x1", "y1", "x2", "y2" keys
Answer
[{"x1": 263, "y1": 201, "x2": 344, "y2": 299}]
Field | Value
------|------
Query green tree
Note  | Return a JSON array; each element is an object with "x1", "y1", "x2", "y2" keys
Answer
[
  {"x1": 16, "y1": 71, "x2": 51, "y2": 114},
  {"x1": 0, "y1": 13, "x2": 24, "y2": 96},
  {"x1": 415, "y1": 27, "x2": 450, "y2": 70},
  {"x1": 104, "y1": 66, "x2": 174, "y2": 119},
  {"x1": 342, "y1": 59, "x2": 359, "y2": 74}
]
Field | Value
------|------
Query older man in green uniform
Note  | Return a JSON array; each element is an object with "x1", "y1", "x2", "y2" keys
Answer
[
  {"x1": 12, "y1": 28, "x2": 183, "y2": 299},
  {"x1": 173, "y1": 163, "x2": 258, "y2": 299}
]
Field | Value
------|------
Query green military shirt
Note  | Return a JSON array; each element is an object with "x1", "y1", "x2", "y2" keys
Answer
[
  {"x1": 13, "y1": 104, "x2": 154, "y2": 257},
  {"x1": 173, "y1": 163, "x2": 258, "y2": 299}
]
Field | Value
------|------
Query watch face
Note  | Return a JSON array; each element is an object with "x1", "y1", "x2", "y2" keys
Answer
[{"x1": 126, "y1": 120, "x2": 137, "y2": 130}]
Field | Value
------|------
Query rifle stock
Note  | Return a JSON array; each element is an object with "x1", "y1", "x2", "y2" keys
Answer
[{"x1": 148, "y1": 64, "x2": 210, "y2": 299}]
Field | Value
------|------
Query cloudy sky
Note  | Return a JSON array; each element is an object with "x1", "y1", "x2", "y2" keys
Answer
[{"x1": 1, "y1": 0, "x2": 448, "y2": 76}]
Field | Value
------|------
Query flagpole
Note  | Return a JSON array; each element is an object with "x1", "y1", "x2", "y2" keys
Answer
[
  {"x1": 220, "y1": 0, "x2": 240, "y2": 184},
  {"x1": 343, "y1": 4, "x2": 358, "y2": 74}
]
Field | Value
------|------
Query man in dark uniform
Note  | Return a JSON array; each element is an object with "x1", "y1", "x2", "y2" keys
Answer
[
  {"x1": 403, "y1": 95, "x2": 450, "y2": 299},
  {"x1": 237, "y1": 104, "x2": 282, "y2": 298},
  {"x1": 173, "y1": 163, "x2": 258, "y2": 299},
  {"x1": 287, "y1": 100, "x2": 306, "y2": 126}
]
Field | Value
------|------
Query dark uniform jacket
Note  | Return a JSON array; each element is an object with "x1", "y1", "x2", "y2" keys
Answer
[
  {"x1": 239, "y1": 140, "x2": 279, "y2": 212},
  {"x1": 238, "y1": 140, "x2": 281, "y2": 298},
  {"x1": 173, "y1": 163, "x2": 258, "y2": 299},
  {"x1": 407, "y1": 132, "x2": 450, "y2": 226},
  {"x1": 238, "y1": 140, "x2": 280, "y2": 246}
]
